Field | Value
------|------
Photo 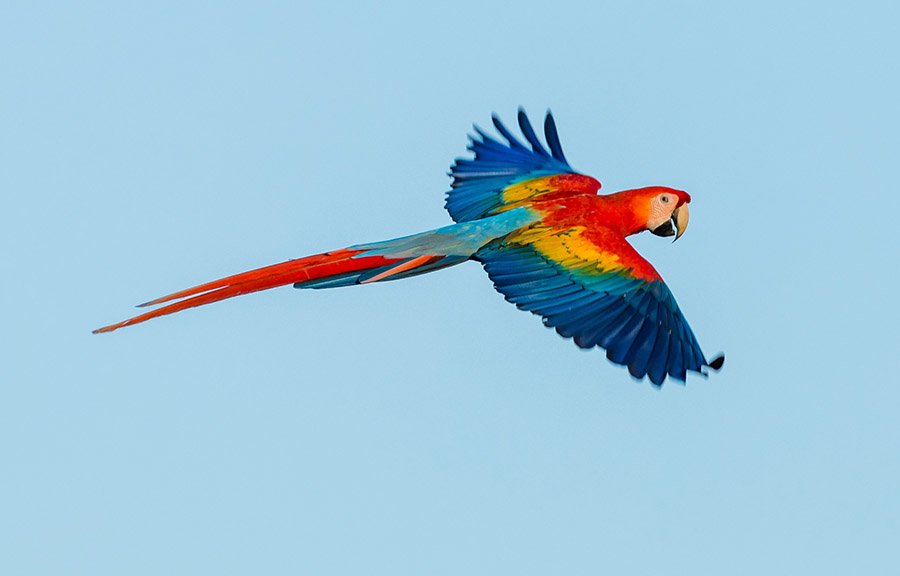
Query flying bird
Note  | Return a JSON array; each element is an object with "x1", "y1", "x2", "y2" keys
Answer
[{"x1": 95, "y1": 109, "x2": 724, "y2": 385}]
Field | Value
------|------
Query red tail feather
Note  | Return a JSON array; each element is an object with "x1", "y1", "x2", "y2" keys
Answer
[{"x1": 93, "y1": 248, "x2": 401, "y2": 333}]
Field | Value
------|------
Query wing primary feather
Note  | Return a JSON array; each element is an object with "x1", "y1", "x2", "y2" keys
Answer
[
  {"x1": 605, "y1": 312, "x2": 648, "y2": 366},
  {"x1": 598, "y1": 292, "x2": 651, "y2": 350},
  {"x1": 517, "y1": 108, "x2": 550, "y2": 157},
  {"x1": 646, "y1": 318, "x2": 671, "y2": 386},
  {"x1": 491, "y1": 113, "x2": 527, "y2": 149},
  {"x1": 543, "y1": 111, "x2": 568, "y2": 164},
  {"x1": 671, "y1": 315, "x2": 699, "y2": 377},
  {"x1": 571, "y1": 298, "x2": 632, "y2": 349},
  {"x1": 625, "y1": 319, "x2": 659, "y2": 381},
  {"x1": 666, "y1": 328, "x2": 687, "y2": 381},
  {"x1": 679, "y1": 316, "x2": 705, "y2": 374}
]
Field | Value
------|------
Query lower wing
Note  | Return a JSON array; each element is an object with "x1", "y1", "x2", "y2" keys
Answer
[{"x1": 476, "y1": 224, "x2": 724, "y2": 385}]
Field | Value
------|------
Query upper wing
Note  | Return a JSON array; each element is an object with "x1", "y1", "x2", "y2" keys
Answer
[
  {"x1": 447, "y1": 109, "x2": 601, "y2": 223},
  {"x1": 476, "y1": 224, "x2": 723, "y2": 386}
]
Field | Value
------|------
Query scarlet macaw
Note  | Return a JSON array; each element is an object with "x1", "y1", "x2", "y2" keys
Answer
[{"x1": 96, "y1": 109, "x2": 724, "y2": 385}]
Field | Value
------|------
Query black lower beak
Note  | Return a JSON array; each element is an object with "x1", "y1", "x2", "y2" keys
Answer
[{"x1": 651, "y1": 218, "x2": 676, "y2": 237}]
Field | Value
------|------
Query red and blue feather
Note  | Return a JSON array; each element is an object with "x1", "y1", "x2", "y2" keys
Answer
[{"x1": 95, "y1": 109, "x2": 722, "y2": 386}]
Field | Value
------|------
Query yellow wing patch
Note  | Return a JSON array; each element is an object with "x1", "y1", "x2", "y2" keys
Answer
[
  {"x1": 505, "y1": 225, "x2": 626, "y2": 275},
  {"x1": 502, "y1": 176, "x2": 555, "y2": 203},
  {"x1": 497, "y1": 174, "x2": 602, "y2": 213}
]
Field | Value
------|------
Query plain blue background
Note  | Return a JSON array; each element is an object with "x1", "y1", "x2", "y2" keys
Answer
[{"x1": 3, "y1": 1, "x2": 898, "y2": 574}]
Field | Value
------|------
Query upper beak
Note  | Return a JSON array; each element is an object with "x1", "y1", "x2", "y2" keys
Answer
[
  {"x1": 672, "y1": 203, "x2": 689, "y2": 241},
  {"x1": 651, "y1": 203, "x2": 690, "y2": 241}
]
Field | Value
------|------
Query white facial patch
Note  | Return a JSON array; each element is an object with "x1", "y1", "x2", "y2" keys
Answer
[{"x1": 647, "y1": 194, "x2": 677, "y2": 230}]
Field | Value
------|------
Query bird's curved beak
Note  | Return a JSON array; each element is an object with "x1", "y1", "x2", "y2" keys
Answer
[
  {"x1": 651, "y1": 204, "x2": 690, "y2": 241},
  {"x1": 672, "y1": 203, "x2": 689, "y2": 241}
]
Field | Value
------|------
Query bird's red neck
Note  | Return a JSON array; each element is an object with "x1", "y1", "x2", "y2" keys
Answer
[{"x1": 537, "y1": 186, "x2": 689, "y2": 237}]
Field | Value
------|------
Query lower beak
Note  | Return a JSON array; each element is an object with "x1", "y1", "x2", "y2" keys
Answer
[{"x1": 651, "y1": 204, "x2": 690, "y2": 241}]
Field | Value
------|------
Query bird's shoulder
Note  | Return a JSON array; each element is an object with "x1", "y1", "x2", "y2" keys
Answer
[{"x1": 503, "y1": 199, "x2": 663, "y2": 283}]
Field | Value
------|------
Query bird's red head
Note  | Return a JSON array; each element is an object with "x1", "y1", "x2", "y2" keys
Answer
[{"x1": 623, "y1": 186, "x2": 692, "y2": 240}]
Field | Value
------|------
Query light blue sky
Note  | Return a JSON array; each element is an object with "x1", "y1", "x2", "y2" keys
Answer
[{"x1": 2, "y1": 1, "x2": 898, "y2": 574}]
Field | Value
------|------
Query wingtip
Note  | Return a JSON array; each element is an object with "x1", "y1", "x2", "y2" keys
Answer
[
  {"x1": 470, "y1": 124, "x2": 492, "y2": 145},
  {"x1": 708, "y1": 353, "x2": 725, "y2": 371},
  {"x1": 516, "y1": 106, "x2": 528, "y2": 123}
]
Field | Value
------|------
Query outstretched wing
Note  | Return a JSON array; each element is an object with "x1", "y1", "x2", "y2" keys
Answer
[
  {"x1": 447, "y1": 108, "x2": 601, "y2": 223},
  {"x1": 476, "y1": 225, "x2": 723, "y2": 386}
]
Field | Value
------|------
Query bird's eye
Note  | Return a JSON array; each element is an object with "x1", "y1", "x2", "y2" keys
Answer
[{"x1": 660, "y1": 195, "x2": 669, "y2": 203}]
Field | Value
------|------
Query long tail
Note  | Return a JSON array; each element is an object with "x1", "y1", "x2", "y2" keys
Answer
[
  {"x1": 93, "y1": 248, "x2": 466, "y2": 334},
  {"x1": 93, "y1": 208, "x2": 539, "y2": 334}
]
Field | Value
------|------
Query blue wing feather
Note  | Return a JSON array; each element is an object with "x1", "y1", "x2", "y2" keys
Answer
[
  {"x1": 517, "y1": 108, "x2": 551, "y2": 157},
  {"x1": 543, "y1": 111, "x2": 568, "y2": 164},
  {"x1": 477, "y1": 241, "x2": 715, "y2": 386},
  {"x1": 491, "y1": 114, "x2": 528, "y2": 150}
]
